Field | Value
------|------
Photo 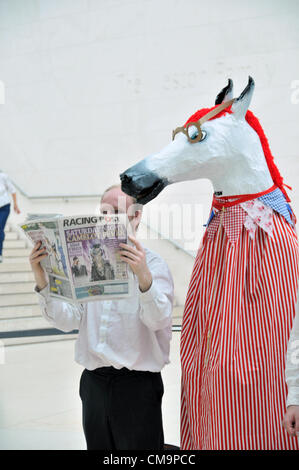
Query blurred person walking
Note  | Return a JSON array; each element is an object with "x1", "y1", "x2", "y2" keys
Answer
[{"x1": 0, "y1": 171, "x2": 20, "y2": 262}]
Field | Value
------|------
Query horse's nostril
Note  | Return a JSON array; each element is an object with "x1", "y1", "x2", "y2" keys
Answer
[{"x1": 121, "y1": 173, "x2": 132, "y2": 184}]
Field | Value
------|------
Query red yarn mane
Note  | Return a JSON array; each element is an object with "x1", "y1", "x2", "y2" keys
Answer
[{"x1": 185, "y1": 104, "x2": 289, "y2": 201}]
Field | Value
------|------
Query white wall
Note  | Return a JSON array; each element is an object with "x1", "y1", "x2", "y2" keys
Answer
[{"x1": 0, "y1": 0, "x2": 299, "y2": 245}]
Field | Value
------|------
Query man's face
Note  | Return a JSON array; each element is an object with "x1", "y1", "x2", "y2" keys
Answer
[{"x1": 100, "y1": 187, "x2": 142, "y2": 233}]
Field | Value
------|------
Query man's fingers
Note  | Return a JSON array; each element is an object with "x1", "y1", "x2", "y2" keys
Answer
[
  {"x1": 31, "y1": 244, "x2": 46, "y2": 254},
  {"x1": 284, "y1": 414, "x2": 296, "y2": 436},
  {"x1": 30, "y1": 247, "x2": 47, "y2": 260},
  {"x1": 31, "y1": 241, "x2": 43, "y2": 254},
  {"x1": 287, "y1": 422, "x2": 295, "y2": 436},
  {"x1": 30, "y1": 247, "x2": 48, "y2": 265},
  {"x1": 30, "y1": 253, "x2": 48, "y2": 264},
  {"x1": 128, "y1": 235, "x2": 142, "y2": 251},
  {"x1": 119, "y1": 251, "x2": 139, "y2": 262},
  {"x1": 31, "y1": 252, "x2": 48, "y2": 261},
  {"x1": 119, "y1": 243, "x2": 139, "y2": 255},
  {"x1": 118, "y1": 255, "x2": 134, "y2": 268}
]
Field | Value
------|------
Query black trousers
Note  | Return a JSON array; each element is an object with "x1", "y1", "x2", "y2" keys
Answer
[{"x1": 79, "y1": 366, "x2": 165, "y2": 450}]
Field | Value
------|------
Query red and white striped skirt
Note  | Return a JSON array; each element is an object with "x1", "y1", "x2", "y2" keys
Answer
[{"x1": 180, "y1": 212, "x2": 299, "y2": 449}]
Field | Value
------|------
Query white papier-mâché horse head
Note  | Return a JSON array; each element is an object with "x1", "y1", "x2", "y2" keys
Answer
[{"x1": 120, "y1": 77, "x2": 286, "y2": 204}]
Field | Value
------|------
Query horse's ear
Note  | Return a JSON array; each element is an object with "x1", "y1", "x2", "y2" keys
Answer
[
  {"x1": 215, "y1": 78, "x2": 234, "y2": 105},
  {"x1": 231, "y1": 76, "x2": 255, "y2": 119}
]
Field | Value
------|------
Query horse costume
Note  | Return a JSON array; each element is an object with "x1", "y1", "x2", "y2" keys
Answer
[{"x1": 120, "y1": 77, "x2": 299, "y2": 450}]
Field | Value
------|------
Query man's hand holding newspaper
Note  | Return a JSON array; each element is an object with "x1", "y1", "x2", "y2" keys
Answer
[
  {"x1": 30, "y1": 240, "x2": 49, "y2": 291},
  {"x1": 119, "y1": 235, "x2": 152, "y2": 293}
]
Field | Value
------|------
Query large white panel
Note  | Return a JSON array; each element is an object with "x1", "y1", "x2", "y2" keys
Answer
[{"x1": 0, "y1": 0, "x2": 298, "y2": 225}]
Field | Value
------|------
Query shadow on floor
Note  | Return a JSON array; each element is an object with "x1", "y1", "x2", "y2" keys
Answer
[{"x1": 164, "y1": 443, "x2": 180, "y2": 450}]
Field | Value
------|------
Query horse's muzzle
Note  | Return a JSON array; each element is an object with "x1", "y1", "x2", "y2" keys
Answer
[{"x1": 120, "y1": 164, "x2": 168, "y2": 205}]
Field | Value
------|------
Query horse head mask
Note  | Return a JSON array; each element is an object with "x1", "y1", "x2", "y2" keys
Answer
[{"x1": 120, "y1": 77, "x2": 286, "y2": 204}]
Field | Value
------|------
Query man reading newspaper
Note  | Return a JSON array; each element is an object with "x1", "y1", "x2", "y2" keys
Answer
[{"x1": 29, "y1": 184, "x2": 174, "y2": 450}]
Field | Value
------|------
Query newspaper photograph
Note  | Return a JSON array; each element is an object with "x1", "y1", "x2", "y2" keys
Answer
[
  {"x1": 20, "y1": 220, "x2": 68, "y2": 279},
  {"x1": 19, "y1": 213, "x2": 134, "y2": 302},
  {"x1": 49, "y1": 275, "x2": 73, "y2": 300}
]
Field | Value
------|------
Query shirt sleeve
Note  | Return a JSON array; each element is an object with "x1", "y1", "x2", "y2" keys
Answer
[
  {"x1": 138, "y1": 255, "x2": 174, "y2": 332},
  {"x1": 3, "y1": 173, "x2": 16, "y2": 194},
  {"x1": 34, "y1": 283, "x2": 83, "y2": 332},
  {"x1": 286, "y1": 302, "x2": 299, "y2": 407}
]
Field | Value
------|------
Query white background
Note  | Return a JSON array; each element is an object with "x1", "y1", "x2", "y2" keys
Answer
[{"x1": 0, "y1": 0, "x2": 299, "y2": 238}]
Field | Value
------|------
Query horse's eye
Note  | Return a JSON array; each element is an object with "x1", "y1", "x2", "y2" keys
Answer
[
  {"x1": 187, "y1": 125, "x2": 199, "y2": 141},
  {"x1": 187, "y1": 125, "x2": 207, "y2": 142}
]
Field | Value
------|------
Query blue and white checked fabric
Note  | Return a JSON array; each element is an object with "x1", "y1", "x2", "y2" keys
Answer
[
  {"x1": 258, "y1": 187, "x2": 293, "y2": 225},
  {"x1": 205, "y1": 187, "x2": 294, "y2": 227}
]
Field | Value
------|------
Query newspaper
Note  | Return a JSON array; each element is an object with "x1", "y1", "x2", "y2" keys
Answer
[{"x1": 19, "y1": 213, "x2": 134, "y2": 303}]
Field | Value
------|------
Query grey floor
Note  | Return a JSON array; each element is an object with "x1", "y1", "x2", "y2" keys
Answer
[{"x1": 0, "y1": 333, "x2": 181, "y2": 450}]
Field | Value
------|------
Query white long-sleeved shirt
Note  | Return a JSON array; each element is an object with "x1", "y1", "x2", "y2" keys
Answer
[
  {"x1": 0, "y1": 172, "x2": 15, "y2": 208},
  {"x1": 286, "y1": 303, "x2": 299, "y2": 406},
  {"x1": 35, "y1": 247, "x2": 174, "y2": 372}
]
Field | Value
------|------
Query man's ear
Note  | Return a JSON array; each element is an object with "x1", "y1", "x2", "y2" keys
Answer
[
  {"x1": 127, "y1": 208, "x2": 142, "y2": 233},
  {"x1": 127, "y1": 203, "x2": 143, "y2": 219},
  {"x1": 134, "y1": 209, "x2": 142, "y2": 220},
  {"x1": 133, "y1": 209, "x2": 142, "y2": 231}
]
